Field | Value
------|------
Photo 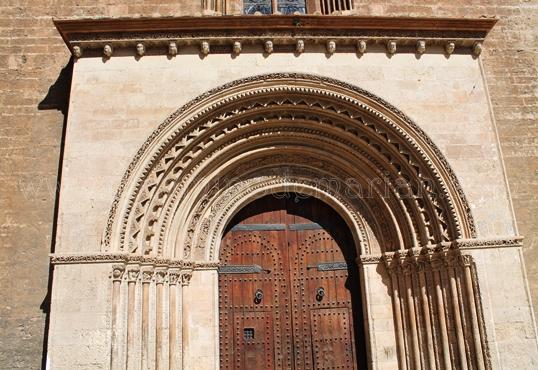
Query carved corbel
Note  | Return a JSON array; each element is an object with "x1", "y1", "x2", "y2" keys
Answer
[
  {"x1": 326, "y1": 40, "x2": 336, "y2": 54},
  {"x1": 416, "y1": 40, "x2": 426, "y2": 55},
  {"x1": 356, "y1": 40, "x2": 367, "y2": 54},
  {"x1": 473, "y1": 42, "x2": 482, "y2": 56},
  {"x1": 445, "y1": 42, "x2": 455, "y2": 55},
  {"x1": 136, "y1": 43, "x2": 145, "y2": 57},
  {"x1": 386, "y1": 40, "x2": 397, "y2": 54},
  {"x1": 264, "y1": 40, "x2": 273, "y2": 54},
  {"x1": 295, "y1": 39, "x2": 305, "y2": 54},
  {"x1": 72, "y1": 45, "x2": 82, "y2": 58},
  {"x1": 200, "y1": 41, "x2": 210, "y2": 55},
  {"x1": 168, "y1": 42, "x2": 178, "y2": 56},
  {"x1": 232, "y1": 41, "x2": 242, "y2": 55},
  {"x1": 103, "y1": 44, "x2": 113, "y2": 58}
]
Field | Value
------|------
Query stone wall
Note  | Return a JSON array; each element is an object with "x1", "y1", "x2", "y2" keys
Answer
[{"x1": 1, "y1": 1, "x2": 536, "y2": 369}]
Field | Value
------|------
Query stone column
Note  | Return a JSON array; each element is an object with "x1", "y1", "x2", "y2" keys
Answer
[
  {"x1": 417, "y1": 259, "x2": 436, "y2": 369},
  {"x1": 126, "y1": 267, "x2": 140, "y2": 370},
  {"x1": 168, "y1": 270, "x2": 181, "y2": 370},
  {"x1": 461, "y1": 255, "x2": 486, "y2": 370},
  {"x1": 181, "y1": 270, "x2": 193, "y2": 370},
  {"x1": 403, "y1": 259, "x2": 421, "y2": 369},
  {"x1": 432, "y1": 256, "x2": 452, "y2": 370},
  {"x1": 447, "y1": 254, "x2": 468, "y2": 370},
  {"x1": 155, "y1": 269, "x2": 167, "y2": 370},
  {"x1": 110, "y1": 264, "x2": 125, "y2": 370},
  {"x1": 387, "y1": 258, "x2": 407, "y2": 370},
  {"x1": 141, "y1": 267, "x2": 154, "y2": 370}
]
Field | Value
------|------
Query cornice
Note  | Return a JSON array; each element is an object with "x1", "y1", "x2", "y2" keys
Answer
[{"x1": 53, "y1": 15, "x2": 497, "y2": 58}]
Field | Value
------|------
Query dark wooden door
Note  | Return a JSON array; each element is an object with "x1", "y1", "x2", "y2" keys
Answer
[{"x1": 219, "y1": 194, "x2": 366, "y2": 370}]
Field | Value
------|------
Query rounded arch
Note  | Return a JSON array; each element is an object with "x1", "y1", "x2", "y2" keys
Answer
[{"x1": 102, "y1": 73, "x2": 476, "y2": 260}]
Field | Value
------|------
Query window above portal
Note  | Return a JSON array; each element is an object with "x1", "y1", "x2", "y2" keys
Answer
[{"x1": 243, "y1": 0, "x2": 307, "y2": 15}]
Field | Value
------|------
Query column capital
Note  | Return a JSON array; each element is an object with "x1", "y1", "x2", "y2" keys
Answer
[
  {"x1": 126, "y1": 267, "x2": 140, "y2": 282},
  {"x1": 111, "y1": 264, "x2": 125, "y2": 282}
]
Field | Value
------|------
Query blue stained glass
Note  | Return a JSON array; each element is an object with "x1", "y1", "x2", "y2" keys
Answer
[
  {"x1": 244, "y1": 0, "x2": 272, "y2": 14},
  {"x1": 277, "y1": 0, "x2": 306, "y2": 14}
]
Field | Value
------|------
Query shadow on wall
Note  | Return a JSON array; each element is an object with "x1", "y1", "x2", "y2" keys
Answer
[{"x1": 37, "y1": 57, "x2": 73, "y2": 370}]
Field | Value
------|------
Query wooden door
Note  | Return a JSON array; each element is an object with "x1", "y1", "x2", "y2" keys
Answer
[{"x1": 219, "y1": 194, "x2": 366, "y2": 370}]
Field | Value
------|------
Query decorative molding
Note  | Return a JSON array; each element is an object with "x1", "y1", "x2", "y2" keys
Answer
[
  {"x1": 100, "y1": 73, "x2": 478, "y2": 261},
  {"x1": 50, "y1": 252, "x2": 219, "y2": 269},
  {"x1": 455, "y1": 236, "x2": 523, "y2": 249},
  {"x1": 53, "y1": 15, "x2": 497, "y2": 57}
]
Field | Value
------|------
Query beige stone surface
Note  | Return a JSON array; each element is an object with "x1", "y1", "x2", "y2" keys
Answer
[
  {"x1": 2, "y1": 2, "x2": 537, "y2": 369},
  {"x1": 57, "y1": 51, "x2": 515, "y2": 257},
  {"x1": 41, "y1": 49, "x2": 536, "y2": 369}
]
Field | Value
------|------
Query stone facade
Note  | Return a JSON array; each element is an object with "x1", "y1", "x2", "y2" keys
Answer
[{"x1": 1, "y1": 1, "x2": 537, "y2": 370}]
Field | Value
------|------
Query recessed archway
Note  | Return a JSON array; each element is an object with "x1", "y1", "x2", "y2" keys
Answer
[
  {"x1": 101, "y1": 73, "x2": 488, "y2": 370},
  {"x1": 103, "y1": 73, "x2": 476, "y2": 261}
]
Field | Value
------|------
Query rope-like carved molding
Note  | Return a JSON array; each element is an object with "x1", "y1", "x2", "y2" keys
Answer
[
  {"x1": 49, "y1": 253, "x2": 218, "y2": 269},
  {"x1": 103, "y1": 73, "x2": 476, "y2": 256}
]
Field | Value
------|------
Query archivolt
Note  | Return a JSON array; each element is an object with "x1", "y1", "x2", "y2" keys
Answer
[{"x1": 102, "y1": 73, "x2": 476, "y2": 260}]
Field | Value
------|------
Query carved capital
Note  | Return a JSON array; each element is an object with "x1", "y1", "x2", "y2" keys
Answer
[
  {"x1": 111, "y1": 264, "x2": 125, "y2": 282},
  {"x1": 141, "y1": 267, "x2": 154, "y2": 283},
  {"x1": 445, "y1": 252, "x2": 460, "y2": 268},
  {"x1": 459, "y1": 254, "x2": 473, "y2": 267},
  {"x1": 431, "y1": 256, "x2": 445, "y2": 271},
  {"x1": 127, "y1": 267, "x2": 140, "y2": 282},
  {"x1": 416, "y1": 258, "x2": 431, "y2": 272},
  {"x1": 181, "y1": 270, "x2": 193, "y2": 286},
  {"x1": 168, "y1": 270, "x2": 181, "y2": 285},
  {"x1": 402, "y1": 259, "x2": 416, "y2": 275},
  {"x1": 155, "y1": 269, "x2": 167, "y2": 284}
]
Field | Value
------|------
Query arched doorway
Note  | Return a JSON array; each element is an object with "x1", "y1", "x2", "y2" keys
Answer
[{"x1": 218, "y1": 193, "x2": 367, "y2": 369}]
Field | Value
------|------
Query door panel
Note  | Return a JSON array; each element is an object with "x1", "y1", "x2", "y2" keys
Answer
[
  {"x1": 310, "y1": 308, "x2": 355, "y2": 370},
  {"x1": 219, "y1": 194, "x2": 365, "y2": 370}
]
